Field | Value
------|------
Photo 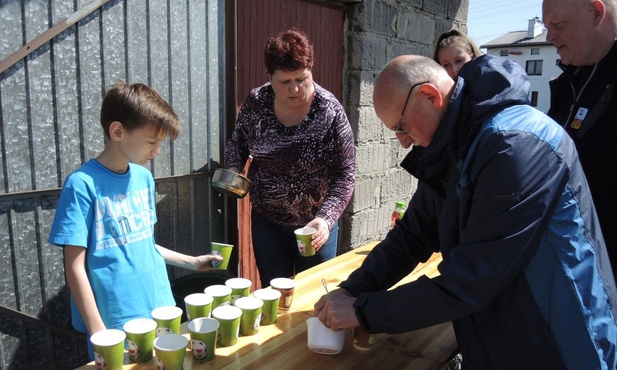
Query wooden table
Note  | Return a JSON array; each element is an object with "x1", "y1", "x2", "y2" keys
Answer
[{"x1": 77, "y1": 242, "x2": 458, "y2": 370}]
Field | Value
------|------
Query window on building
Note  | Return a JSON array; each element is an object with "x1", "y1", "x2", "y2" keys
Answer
[
  {"x1": 530, "y1": 91, "x2": 539, "y2": 107},
  {"x1": 500, "y1": 50, "x2": 509, "y2": 56},
  {"x1": 531, "y1": 48, "x2": 540, "y2": 55},
  {"x1": 526, "y1": 60, "x2": 543, "y2": 75}
]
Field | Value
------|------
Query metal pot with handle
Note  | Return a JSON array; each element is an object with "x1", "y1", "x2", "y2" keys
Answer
[{"x1": 211, "y1": 168, "x2": 252, "y2": 198}]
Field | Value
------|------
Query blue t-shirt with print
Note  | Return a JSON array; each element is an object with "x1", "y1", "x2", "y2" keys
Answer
[{"x1": 49, "y1": 159, "x2": 175, "y2": 333}]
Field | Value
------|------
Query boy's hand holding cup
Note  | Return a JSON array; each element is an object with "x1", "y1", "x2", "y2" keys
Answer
[
  {"x1": 210, "y1": 242, "x2": 234, "y2": 270},
  {"x1": 193, "y1": 254, "x2": 224, "y2": 271}
]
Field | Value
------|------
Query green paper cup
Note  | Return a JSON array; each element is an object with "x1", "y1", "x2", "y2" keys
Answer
[
  {"x1": 90, "y1": 329, "x2": 126, "y2": 370},
  {"x1": 153, "y1": 333, "x2": 188, "y2": 370},
  {"x1": 253, "y1": 288, "x2": 281, "y2": 325},
  {"x1": 184, "y1": 293, "x2": 214, "y2": 321},
  {"x1": 295, "y1": 227, "x2": 316, "y2": 257},
  {"x1": 225, "y1": 277, "x2": 252, "y2": 305},
  {"x1": 212, "y1": 305, "x2": 242, "y2": 347},
  {"x1": 210, "y1": 242, "x2": 234, "y2": 269},
  {"x1": 204, "y1": 284, "x2": 232, "y2": 309},
  {"x1": 151, "y1": 306, "x2": 183, "y2": 337},
  {"x1": 235, "y1": 296, "x2": 263, "y2": 336},
  {"x1": 270, "y1": 277, "x2": 295, "y2": 311},
  {"x1": 123, "y1": 318, "x2": 157, "y2": 363},
  {"x1": 188, "y1": 317, "x2": 219, "y2": 361}
]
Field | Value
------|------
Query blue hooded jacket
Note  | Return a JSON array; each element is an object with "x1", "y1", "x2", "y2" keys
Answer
[{"x1": 341, "y1": 55, "x2": 617, "y2": 369}]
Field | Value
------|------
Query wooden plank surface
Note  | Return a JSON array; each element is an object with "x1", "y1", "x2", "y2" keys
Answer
[{"x1": 76, "y1": 242, "x2": 457, "y2": 370}]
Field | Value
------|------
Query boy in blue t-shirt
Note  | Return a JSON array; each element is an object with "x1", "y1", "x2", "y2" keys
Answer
[{"x1": 48, "y1": 82, "x2": 222, "y2": 358}]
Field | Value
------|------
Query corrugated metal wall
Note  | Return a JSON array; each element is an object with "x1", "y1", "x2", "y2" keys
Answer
[{"x1": 0, "y1": 1, "x2": 227, "y2": 369}]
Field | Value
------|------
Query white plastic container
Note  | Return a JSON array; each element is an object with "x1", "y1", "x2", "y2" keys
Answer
[{"x1": 306, "y1": 317, "x2": 345, "y2": 355}]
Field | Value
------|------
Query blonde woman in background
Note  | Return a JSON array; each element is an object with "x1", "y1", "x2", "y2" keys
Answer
[{"x1": 434, "y1": 29, "x2": 483, "y2": 80}]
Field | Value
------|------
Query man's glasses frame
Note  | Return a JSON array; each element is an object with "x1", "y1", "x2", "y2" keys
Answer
[{"x1": 394, "y1": 81, "x2": 430, "y2": 134}]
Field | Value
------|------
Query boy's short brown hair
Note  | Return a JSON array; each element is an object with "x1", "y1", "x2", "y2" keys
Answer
[{"x1": 100, "y1": 82, "x2": 182, "y2": 140}]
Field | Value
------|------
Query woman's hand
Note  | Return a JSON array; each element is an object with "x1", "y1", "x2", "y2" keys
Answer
[{"x1": 305, "y1": 217, "x2": 329, "y2": 251}]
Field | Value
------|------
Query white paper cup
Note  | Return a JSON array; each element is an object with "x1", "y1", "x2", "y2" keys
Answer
[
  {"x1": 90, "y1": 329, "x2": 126, "y2": 370},
  {"x1": 123, "y1": 318, "x2": 157, "y2": 363},
  {"x1": 234, "y1": 296, "x2": 263, "y2": 336},
  {"x1": 295, "y1": 227, "x2": 316, "y2": 256},
  {"x1": 153, "y1": 333, "x2": 188, "y2": 370},
  {"x1": 306, "y1": 317, "x2": 345, "y2": 355},
  {"x1": 188, "y1": 317, "x2": 219, "y2": 361},
  {"x1": 225, "y1": 277, "x2": 252, "y2": 305},
  {"x1": 184, "y1": 293, "x2": 214, "y2": 321},
  {"x1": 253, "y1": 288, "x2": 281, "y2": 325},
  {"x1": 212, "y1": 305, "x2": 242, "y2": 347},
  {"x1": 270, "y1": 277, "x2": 295, "y2": 310},
  {"x1": 151, "y1": 306, "x2": 183, "y2": 337},
  {"x1": 204, "y1": 284, "x2": 232, "y2": 309}
]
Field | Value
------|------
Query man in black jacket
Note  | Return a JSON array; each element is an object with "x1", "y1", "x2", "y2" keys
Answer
[{"x1": 543, "y1": 0, "x2": 617, "y2": 275}]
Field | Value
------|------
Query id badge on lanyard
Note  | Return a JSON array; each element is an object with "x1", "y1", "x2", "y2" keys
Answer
[{"x1": 570, "y1": 107, "x2": 588, "y2": 129}]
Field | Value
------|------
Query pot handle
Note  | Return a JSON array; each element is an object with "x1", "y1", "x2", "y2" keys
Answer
[{"x1": 243, "y1": 155, "x2": 253, "y2": 174}]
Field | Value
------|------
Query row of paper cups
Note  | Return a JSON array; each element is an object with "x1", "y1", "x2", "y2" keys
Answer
[
  {"x1": 89, "y1": 276, "x2": 297, "y2": 369},
  {"x1": 89, "y1": 308, "x2": 189, "y2": 370}
]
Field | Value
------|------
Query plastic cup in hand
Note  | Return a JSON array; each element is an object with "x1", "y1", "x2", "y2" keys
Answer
[
  {"x1": 234, "y1": 296, "x2": 263, "y2": 336},
  {"x1": 204, "y1": 284, "x2": 232, "y2": 309},
  {"x1": 151, "y1": 306, "x2": 183, "y2": 337},
  {"x1": 184, "y1": 293, "x2": 213, "y2": 321},
  {"x1": 188, "y1": 317, "x2": 219, "y2": 361},
  {"x1": 252, "y1": 288, "x2": 281, "y2": 325},
  {"x1": 270, "y1": 277, "x2": 295, "y2": 311},
  {"x1": 306, "y1": 317, "x2": 346, "y2": 355},
  {"x1": 294, "y1": 227, "x2": 316, "y2": 257},
  {"x1": 212, "y1": 305, "x2": 242, "y2": 347},
  {"x1": 123, "y1": 318, "x2": 157, "y2": 363},
  {"x1": 90, "y1": 329, "x2": 126, "y2": 370},
  {"x1": 210, "y1": 242, "x2": 234, "y2": 269},
  {"x1": 153, "y1": 333, "x2": 188, "y2": 370},
  {"x1": 225, "y1": 277, "x2": 252, "y2": 305}
]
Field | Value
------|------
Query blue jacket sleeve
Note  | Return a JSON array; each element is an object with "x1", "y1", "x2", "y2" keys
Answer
[{"x1": 341, "y1": 124, "x2": 572, "y2": 334}]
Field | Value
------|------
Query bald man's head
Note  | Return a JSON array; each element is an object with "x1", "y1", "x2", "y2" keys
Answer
[
  {"x1": 543, "y1": 0, "x2": 617, "y2": 65},
  {"x1": 373, "y1": 55, "x2": 447, "y2": 104},
  {"x1": 373, "y1": 55, "x2": 455, "y2": 148},
  {"x1": 373, "y1": 55, "x2": 453, "y2": 123}
]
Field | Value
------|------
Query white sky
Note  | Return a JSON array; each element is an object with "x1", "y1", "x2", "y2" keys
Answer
[{"x1": 468, "y1": 0, "x2": 543, "y2": 47}]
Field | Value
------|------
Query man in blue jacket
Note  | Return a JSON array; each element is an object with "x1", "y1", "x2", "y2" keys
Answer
[{"x1": 314, "y1": 55, "x2": 617, "y2": 369}]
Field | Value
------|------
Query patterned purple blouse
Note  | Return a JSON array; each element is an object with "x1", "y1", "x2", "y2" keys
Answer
[{"x1": 225, "y1": 82, "x2": 355, "y2": 228}]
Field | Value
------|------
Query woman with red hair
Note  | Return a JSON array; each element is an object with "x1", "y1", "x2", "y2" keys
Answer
[{"x1": 225, "y1": 29, "x2": 355, "y2": 287}]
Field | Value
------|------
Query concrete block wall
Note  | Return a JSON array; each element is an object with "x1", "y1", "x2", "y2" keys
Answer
[{"x1": 339, "y1": 0, "x2": 468, "y2": 249}]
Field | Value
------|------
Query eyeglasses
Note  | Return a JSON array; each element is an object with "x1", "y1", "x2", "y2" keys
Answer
[{"x1": 393, "y1": 81, "x2": 430, "y2": 134}]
